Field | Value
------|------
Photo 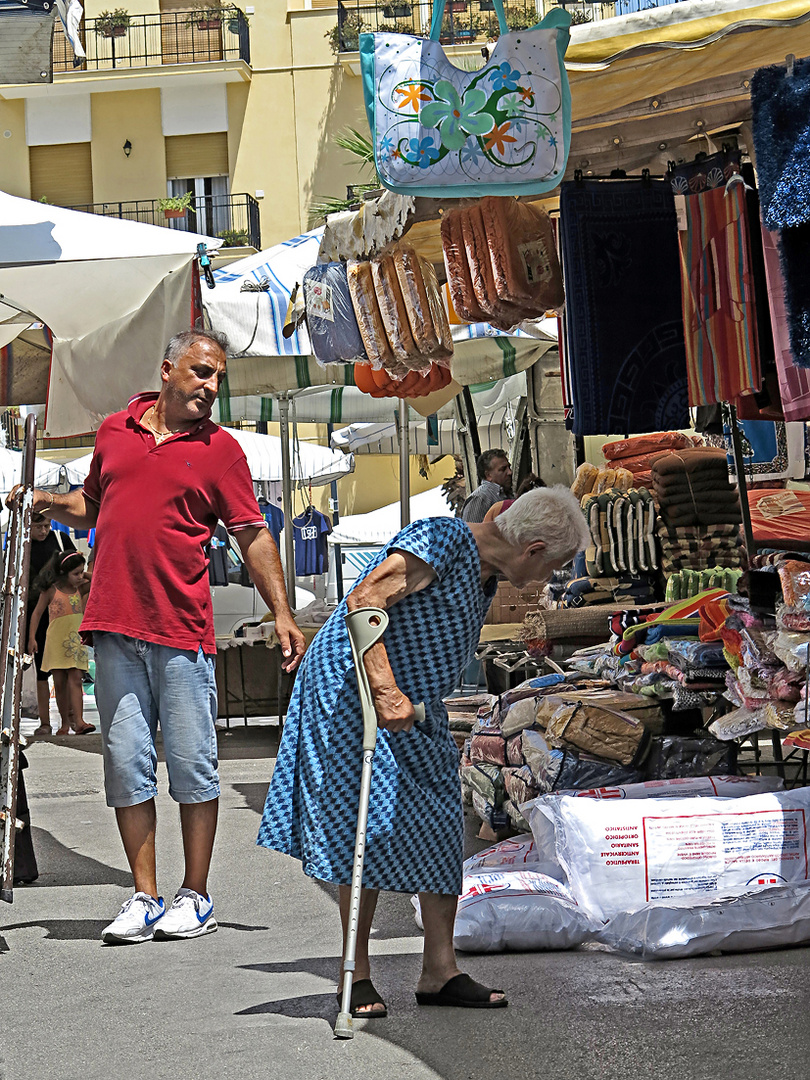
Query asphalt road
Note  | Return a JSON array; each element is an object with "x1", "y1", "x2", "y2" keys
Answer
[{"x1": 4, "y1": 722, "x2": 810, "y2": 1080}]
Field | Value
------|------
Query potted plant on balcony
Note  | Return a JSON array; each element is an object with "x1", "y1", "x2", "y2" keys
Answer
[
  {"x1": 382, "y1": 3, "x2": 411, "y2": 18},
  {"x1": 96, "y1": 8, "x2": 130, "y2": 37},
  {"x1": 188, "y1": 0, "x2": 222, "y2": 30},
  {"x1": 158, "y1": 192, "x2": 194, "y2": 219},
  {"x1": 218, "y1": 228, "x2": 250, "y2": 248}
]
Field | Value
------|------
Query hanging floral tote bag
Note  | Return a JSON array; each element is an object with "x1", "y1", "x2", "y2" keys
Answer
[{"x1": 359, "y1": 0, "x2": 571, "y2": 198}]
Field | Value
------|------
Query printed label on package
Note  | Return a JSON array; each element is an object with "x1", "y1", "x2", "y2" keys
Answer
[
  {"x1": 308, "y1": 282, "x2": 334, "y2": 322},
  {"x1": 641, "y1": 809, "x2": 809, "y2": 902},
  {"x1": 518, "y1": 240, "x2": 554, "y2": 285}
]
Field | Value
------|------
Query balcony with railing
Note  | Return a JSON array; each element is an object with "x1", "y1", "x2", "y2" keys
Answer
[
  {"x1": 333, "y1": 0, "x2": 683, "y2": 50},
  {"x1": 65, "y1": 193, "x2": 261, "y2": 249},
  {"x1": 52, "y1": 6, "x2": 250, "y2": 73}
]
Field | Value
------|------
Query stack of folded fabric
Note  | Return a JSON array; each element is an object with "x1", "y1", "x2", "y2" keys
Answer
[
  {"x1": 602, "y1": 432, "x2": 700, "y2": 490},
  {"x1": 651, "y1": 447, "x2": 741, "y2": 528},
  {"x1": 657, "y1": 523, "x2": 744, "y2": 578}
]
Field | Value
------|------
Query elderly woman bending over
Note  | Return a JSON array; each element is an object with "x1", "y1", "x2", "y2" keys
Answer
[{"x1": 257, "y1": 486, "x2": 590, "y2": 1017}]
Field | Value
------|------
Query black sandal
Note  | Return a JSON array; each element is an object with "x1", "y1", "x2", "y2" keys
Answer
[
  {"x1": 415, "y1": 973, "x2": 508, "y2": 1009},
  {"x1": 336, "y1": 978, "x2": 388, "y2": 1018}
]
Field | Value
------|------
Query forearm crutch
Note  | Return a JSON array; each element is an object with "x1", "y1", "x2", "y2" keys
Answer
[{"x1": 336, "y1": 607, "x2": 423, "y2": 1040}]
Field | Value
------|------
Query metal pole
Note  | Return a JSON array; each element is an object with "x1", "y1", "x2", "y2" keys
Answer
[
  {"x1": 723, "y1": 402, "x2": 756, "y2": 558},
  {"x1": 326, "y1": 422, "x2": 344, "y2": 602},
  {"x1": 398, "y1": 397, "x2": 410, "y2": 529},
  {"x1": 278, "y1": 394, "x2": 297, "y2": 607}
]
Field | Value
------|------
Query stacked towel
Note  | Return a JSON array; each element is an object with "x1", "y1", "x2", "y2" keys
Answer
[
  {"x1": 657, "y1": 521, "x2": 744, "y2": 577},
  {"x1": 651, "y1": 448, "x2": 741, "y2": 529}
]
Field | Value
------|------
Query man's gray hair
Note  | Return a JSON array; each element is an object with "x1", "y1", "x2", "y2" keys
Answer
[
  {"x1": 495, "y1": 485, "x2": 591, "y2": 561},
  {"x1": 164, "y1": 329, "x2": 229, "y2": 367}
]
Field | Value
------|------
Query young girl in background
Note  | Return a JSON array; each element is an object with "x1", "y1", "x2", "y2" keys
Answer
[{"x1": 28, "y1": 551, "x2": 95, "y2": 736}]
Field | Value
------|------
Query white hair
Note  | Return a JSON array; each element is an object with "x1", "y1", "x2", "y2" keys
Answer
[{"x1": 495, "y1": 484, "x2": 590, "y2": 561}]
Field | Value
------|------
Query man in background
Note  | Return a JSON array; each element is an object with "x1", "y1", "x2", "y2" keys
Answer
[{"x1": 460, "y1": 450, "x2": 513, "y2": 524}]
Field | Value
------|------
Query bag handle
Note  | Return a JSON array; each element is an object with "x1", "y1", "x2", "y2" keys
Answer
[{"x1": 430, "y1": 0, "x2": 507, "y2": 40}]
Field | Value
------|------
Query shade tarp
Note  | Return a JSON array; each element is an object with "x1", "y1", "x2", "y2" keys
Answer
[
  {"x1": 0, "y1": 447, "x2": 61, "y2": 494},
  {"x1": 0, "y1": 192, "x2": 220, "y2": 438},
  {"x1": 331, "y1": 371, "x2": 530, "y2": 454},
  {"x1": 61, "y1": 426, "x2": 353, "y2": 487},
  {"x1": 330, "y1": 485, "x2": 452, "y2": 546}
]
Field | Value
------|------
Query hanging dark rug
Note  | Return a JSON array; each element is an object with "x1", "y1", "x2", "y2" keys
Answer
[{"x1": 559, "y1": 178, "x2": 689, "y2": 437}]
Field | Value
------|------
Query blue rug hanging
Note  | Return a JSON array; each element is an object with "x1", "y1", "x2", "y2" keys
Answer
[{"x1": 559, "y1": 178, "x2": 689, "y2": 436}]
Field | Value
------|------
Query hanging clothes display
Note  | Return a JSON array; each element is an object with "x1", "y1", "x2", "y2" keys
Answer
[
  {"x1": 559, "y1": 177, "x2": 689, "y2": 437},
  {"x1": 751, "y1": 57, "x2": 810, "y2": 368},
  {"x1": 760, "y1": 225, "x2": 810, "y2": 421},
  {"x1": 292, "y1": 507, "x2": 332, "y2": 576},
  {"x1": 262, "y1": 502, "x2": 285, "y2": 550},
  {"x1": 676, "y1": 178, "x2": 761, "y2": 407}
]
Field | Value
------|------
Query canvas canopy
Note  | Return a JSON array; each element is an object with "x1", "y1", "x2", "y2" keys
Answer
[
  {"x1": 60, "y1": 426, "x2": 353, "y2": 488},
  {"x1": 0, "y1": 192, "x2": 220, "y2": 438},
  {"x1": 330, "y1": 486, "x2": 452, "y2": 546}
]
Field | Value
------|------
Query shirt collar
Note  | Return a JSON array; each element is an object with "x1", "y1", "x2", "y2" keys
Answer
[{"x1": 127, "y1": 391, "x2": 212, "y2": 437}]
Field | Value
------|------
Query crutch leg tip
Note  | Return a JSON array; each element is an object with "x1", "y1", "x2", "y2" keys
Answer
[{"x1": 334, "y1": 1013, "x2": 354, "y2": 1039}]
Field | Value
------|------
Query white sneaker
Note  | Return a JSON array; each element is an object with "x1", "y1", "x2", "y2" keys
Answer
[
  {"x1": 101, "y1": 892, "x2": 165, "y2": 945},
  {"x1": 154, "y1": 888, "x2": 217, "y2": 939}
]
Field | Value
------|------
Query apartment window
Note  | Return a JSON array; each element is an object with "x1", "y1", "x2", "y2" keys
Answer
[{"x1": 29, "y1": 142, "x2": 93, "y2": 206}]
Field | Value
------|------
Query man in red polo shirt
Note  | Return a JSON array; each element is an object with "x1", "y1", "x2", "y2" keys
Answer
[{"x1": 22, "y1": 329, "x2": 305, "y2": 944}]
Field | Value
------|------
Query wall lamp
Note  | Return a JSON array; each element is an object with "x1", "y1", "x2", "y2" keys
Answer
[{"x1": 123, "y1": 139, "x2": 132, "y2": 157}]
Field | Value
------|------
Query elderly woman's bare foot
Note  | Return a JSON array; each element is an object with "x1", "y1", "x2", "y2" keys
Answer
[
  {"x1": 336, "y1": 979, "x2": 387, "y2": 1017},
  {"x1": 54, "y1": 726, "x2": 70, "y2": 735},
  {"x1": 416, "y1": 972, "x2": 507, "y2": 1008}
]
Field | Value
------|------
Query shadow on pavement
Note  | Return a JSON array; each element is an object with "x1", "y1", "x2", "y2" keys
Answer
[
  {"x1": 27, "y1": 828, "x2": 132, "y2": 888},
  {"x1": 0, "y1": 918, "x2": 107, "y2": 941},
  {"x1": 231, "y1": 782, "x2": 269, "y2": 815}
]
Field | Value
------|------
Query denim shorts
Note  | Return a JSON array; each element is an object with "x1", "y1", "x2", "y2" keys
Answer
[{"x1": 93, "y1": 632, "x2": 219, "y2": 808}]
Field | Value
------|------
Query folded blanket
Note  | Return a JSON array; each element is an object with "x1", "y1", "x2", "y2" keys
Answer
[
  {"x1": 653, "y1": 473, "x2": 733, "y2": 497},
  {"x1": 657, "y1": 488, "x2": 740, "y2": 509},
  {"x1": 651, "y1": 447, "x2": 730, "y2": 477},
  {"x1": 661, "y1": 504, "x2": 742, "y2": 527},
  {"x1": 656, "y1": 521, "x2": 740, "y2": 541},
  {"x1": 603, "y1": 432, "x2": 695, "y2": 462}
]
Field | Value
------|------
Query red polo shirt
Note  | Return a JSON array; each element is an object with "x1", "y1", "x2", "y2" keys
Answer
[{"x1": 81, "y1": 392, "x2": 266, "y2": 655}]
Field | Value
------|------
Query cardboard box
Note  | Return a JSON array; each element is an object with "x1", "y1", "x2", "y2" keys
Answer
[{"x1": 485, "y1": 580, "x2": 546, "y2": 625}]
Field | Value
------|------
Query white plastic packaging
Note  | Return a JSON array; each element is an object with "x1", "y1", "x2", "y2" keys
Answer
[
  {"x1": 524, "y1": 774, "x2": 787, "y2": 880},
  {"x1": 530, "y1": 786, "x2": 810, "y2": 921},
  {"x1": 598, "y1": 881, "x2": 810, "y2": 959},
  {"x1": 411, "y1": 836, "x2": 599, "y2": 951}
]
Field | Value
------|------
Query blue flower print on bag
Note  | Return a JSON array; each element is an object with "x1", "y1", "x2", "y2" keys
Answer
[
  {"x1": 409, "y1": 136, "x2": 440, "y2": 168},
  {"x1": 488, "y1": 62, "x2": 521, "y2": 92}
]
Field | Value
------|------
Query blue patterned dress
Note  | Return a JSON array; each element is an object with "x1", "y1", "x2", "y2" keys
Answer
[{"x1": 257, "y1": 517, "x2": 496, "y2": 895}]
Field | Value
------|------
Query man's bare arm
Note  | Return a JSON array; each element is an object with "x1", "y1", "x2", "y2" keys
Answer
[
  {"x1": 346, "y1": 551, "x2": 436, "y2": 733},
  {"x1": 234, "y1": 526, "x2": 306, "y2": 673},
  {"x1": 6, "y1": 486, "x2": 99, "y2": 531}
]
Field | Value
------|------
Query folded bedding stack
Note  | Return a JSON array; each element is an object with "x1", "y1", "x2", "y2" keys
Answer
[
  {"x1": 651, "y1": 448, "x2": 744, "y2": 578},
  {"x1": 652, "y1": 448, "x2": 741, "y2": 527},
  {"x1": 601, "y1": 432, "x2": 700, "y2": 491},
  {"x1": 657, "y1": 523, "x2": 745, "y2": 578}
]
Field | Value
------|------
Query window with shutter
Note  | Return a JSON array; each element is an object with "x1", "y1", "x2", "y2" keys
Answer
[{"x1": 29, "y1": 143, "x2": 93, "y2": 206}]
